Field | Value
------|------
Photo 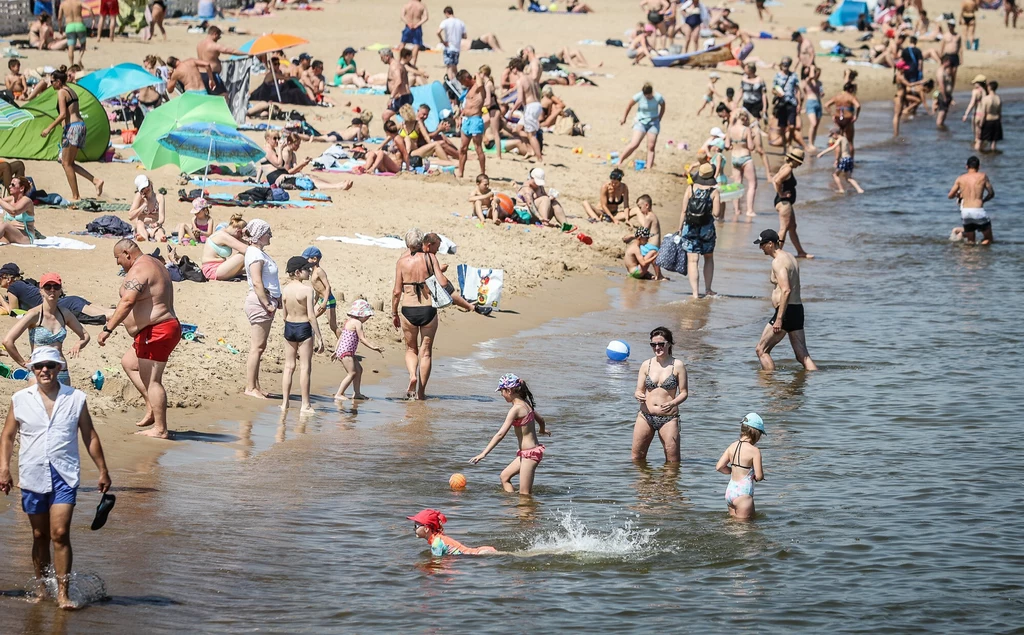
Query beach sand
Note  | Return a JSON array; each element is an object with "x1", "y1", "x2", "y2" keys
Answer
[{"x1": 1, "y1": 0, "x2": 1021, "y2": 442}]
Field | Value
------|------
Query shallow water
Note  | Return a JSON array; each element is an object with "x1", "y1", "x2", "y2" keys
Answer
[{"x1": 2, "y1": 94, "x2": 1023, "y2": 632}]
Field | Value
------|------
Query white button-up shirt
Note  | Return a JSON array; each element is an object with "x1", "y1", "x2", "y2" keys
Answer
[{"x1": 12, "y1": 383, "x2": 87, "y2": 494}]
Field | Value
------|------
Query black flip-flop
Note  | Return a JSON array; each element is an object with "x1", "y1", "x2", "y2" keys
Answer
[{"x1": 90, "y1": 493, "x2": 116, "y2": 531}]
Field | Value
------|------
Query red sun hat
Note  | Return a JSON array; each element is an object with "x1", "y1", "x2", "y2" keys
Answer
[{"x1": 407, "y1": 509, "x2": 447, "y2": 532}]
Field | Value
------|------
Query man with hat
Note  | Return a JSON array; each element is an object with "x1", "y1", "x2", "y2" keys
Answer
[
  {"x1": 0, "y1": 346, "x2": 111, "y2": 609},
  {"x1": 98, "y1": 239, "x2": 180, "y2": 439},
  {"x1": 752, "y1": 229, "x2": 817, "y2": 371},
  {"x1": 772, "y1": 56, "x2": 801, "y2": 151},
  {"x1": 517, "y1": 168, "x2": 566, "y2": 228}
]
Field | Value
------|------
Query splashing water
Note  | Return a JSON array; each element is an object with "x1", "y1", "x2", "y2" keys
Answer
[
  {"x1": 518, "y1": 510, "x2": 659, "y2": 560},
  {"x1": 24, "y1": 569, "x2": 108, "y2": 608}
]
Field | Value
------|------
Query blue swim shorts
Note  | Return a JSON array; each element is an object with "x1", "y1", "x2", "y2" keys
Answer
[
  {"x1": 443, "y1": 49, "x2": 460, "y2": 67},
  {"x1": 462, "y1": 115, "x2": 485, "y2": 136},
  {"x1": 401, "y1": 25, "x2": 424, "y2": 47},
  {"x1": 22, "y1": 464, "x2": 78, "y2": 515}
]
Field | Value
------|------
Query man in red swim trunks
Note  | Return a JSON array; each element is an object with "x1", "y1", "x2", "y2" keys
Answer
[
  {"x1": 98, "y1": 239, "x2": 180, "y2": 439},
  {"x1": 99, "y1": 0, "x2": 119, "y2": 43}
]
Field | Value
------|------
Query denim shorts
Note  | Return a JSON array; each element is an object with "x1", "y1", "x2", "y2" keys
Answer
[
  {"x1": 22, "y1": 464, "x2": 78, "y2": 515},
  {"x1": 634, "y1": 119, "x2": 660, "y2": 135}
]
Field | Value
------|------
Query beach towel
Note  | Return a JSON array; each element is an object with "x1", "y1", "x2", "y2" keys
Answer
[
  {"x1": 85, "y1": 215, "x2": 134, "y2": 236},
  {"x1": 189, "y1": 178, "x2": 259, "y2": 188},
  {"x1": 223, "y1": 57, "x2": 253, "y2": 125},
  {"x1": 11, "y1": 237, "x2": 95, "y2": 250},
  {"x1": 457, "y1": 265, "x2": 503, "y2": 309},
  {"x1": 316, "y1": 234, "x2": 407, "y2": 249}
]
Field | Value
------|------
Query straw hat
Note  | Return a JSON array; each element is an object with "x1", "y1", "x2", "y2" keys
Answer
[
  {"x1": 785, "y1": 147, "x2": 805, "y2": 165},
  {"x1": 971, "y1": 74, "x2": 987, "y2": 85}
]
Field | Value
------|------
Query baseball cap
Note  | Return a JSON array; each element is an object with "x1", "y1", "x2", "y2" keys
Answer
[
  {"x1": 753, "y1": 229, "x2": 781, "y2": 245},
  {"x1": 407, "y1": 509, "x2": 447, "y2": 532},
  {"x1": 39, "y1": 272, "x2": 62, "y2": 287},
  {"x1": 29, "y1": 346, "x2": 67, "y2": 370},
  {"x1": 286, "y1": 256, "x2": 313, "y2": 274},
  {"x1": 529, "y1": 168, "x2": 545, "y2": 186},
  {"x1": 780, "y1": 55, "x2": 793, "y2": 67},
  {"x1": 301, "y1": 246, "x2": 323, "y2": 260},
  {"x1": 741, "y1": 412, "x2": 766, "y2": 433},
  {"x1": 709, "y1": 127, "x2": 725, "y2": 138},
  {"x1": 0, "y1": 262, "x2": 22, "y2": 277},
  {"x1": 134, "y1": 174, "x2": 150, "y2": 192},
  {"x1": 298, "y1": 52, "x2": 312, "y2": 61},
  {"x1": 343, "y1": 47, "x2": 357, "y2": 56}
]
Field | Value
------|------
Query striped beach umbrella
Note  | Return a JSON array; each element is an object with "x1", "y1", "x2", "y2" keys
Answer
[{"x1": 0, "y1": 101, "x2": 32, "y2": 130}]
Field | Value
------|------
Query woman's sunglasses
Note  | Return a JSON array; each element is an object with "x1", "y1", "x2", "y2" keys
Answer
[
  {"x1": 650, "y1": 341, "x2": 668, "y2": 349},
  {"x1": 33, "y1": 362, "x2": 59, "y2": 371},
  {"x1": 42, "y1": 284, "x2": 61, "y2": 291}
]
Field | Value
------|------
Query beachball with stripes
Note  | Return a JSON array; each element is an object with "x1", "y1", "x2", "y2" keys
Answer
[{"x1": 606, "y1": 340, "x2": 630, "y2": 362}]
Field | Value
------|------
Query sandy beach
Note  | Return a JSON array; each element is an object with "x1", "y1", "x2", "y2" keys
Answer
[{"x1": 1, "y1": 0, "x2": 1022, "y2": 442}]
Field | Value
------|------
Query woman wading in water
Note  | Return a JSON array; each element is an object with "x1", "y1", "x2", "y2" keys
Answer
[{"x1": 632, "y1": 326, "x2": 688, "y2": 463}]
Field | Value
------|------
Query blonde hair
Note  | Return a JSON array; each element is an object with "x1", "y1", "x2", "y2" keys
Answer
[
  {"x1": 479, "y1": 64, "x2": 491, "y2": 77},
  {"x1": 228, "y1": 213, "x2": 247, "y2": 230},
  {"x1": 398, "y1": 104, "x2": 416, "y2": 122},
  {"x1": 405, "y1": 228, "x2": 424, "y2": 251}
]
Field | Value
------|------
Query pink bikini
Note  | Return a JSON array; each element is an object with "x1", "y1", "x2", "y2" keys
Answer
[{"x1": 512, "y1": 410, "x2": 545, "y2": 464}]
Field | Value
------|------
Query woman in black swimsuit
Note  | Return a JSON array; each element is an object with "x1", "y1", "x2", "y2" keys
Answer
[
  {"x1": 392, "y1": 229, "x2": 448, "y2": 400},
  {"x1": 771, "y1": 148, "x2": 812, "y2": 258},
  {"x1": 631, "y1": 326, "x2": 689, "y2": 463},
  {"x1": 582, "y1": 169, "x2": 631, "y2": 223}
]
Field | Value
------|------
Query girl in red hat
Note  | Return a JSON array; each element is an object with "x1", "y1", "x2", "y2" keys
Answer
[{"x1": 408, "y1": 509, "x2": 497, "y2": 556}]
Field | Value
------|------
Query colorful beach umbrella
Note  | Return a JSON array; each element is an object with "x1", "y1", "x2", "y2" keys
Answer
[
  {"x1": 158, "y1": 122, "x2": 264, "y2": 188},
  {"x1": 0, "y1": 101, "x2": 32, "y2": 130},
  {"x1": 77, "y1": 63, "x2": 163, "y2": 102},
  {"x1": 132, "y1": 93, "x2": 236, "y2": 172},
  {"x1": 238, "y1": 33, "x2": 309, "y2": 56}
]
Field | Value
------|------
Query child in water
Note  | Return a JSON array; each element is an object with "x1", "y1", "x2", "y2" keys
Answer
[
  {"x1": 408, "y1": 509, "x2": 498, "y2": 556},
  {"x1": 715, "y1": 413, "x2": 766, "y2": 520},
  {"x1": 333, "y1": 299, "x2": 382, "y2": 401},
  {"x1": 816, "y1": 127, "x2": 864, "y2": 195},
  {"x1": 280, "y1": 256, "x2": 324, "y2": 414},
  {"x1": 470, "y1": 374, "x2": 550, "y2": 495}
]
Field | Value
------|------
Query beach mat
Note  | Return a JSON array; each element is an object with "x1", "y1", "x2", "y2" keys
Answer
[{"x1": 651, "y1": 44, "x2": 734, "y2": 68}]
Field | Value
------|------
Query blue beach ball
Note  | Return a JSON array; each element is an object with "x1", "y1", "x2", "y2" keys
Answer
[{"x1": 606, "y1": 340, "x2": 630, "y2": 362}]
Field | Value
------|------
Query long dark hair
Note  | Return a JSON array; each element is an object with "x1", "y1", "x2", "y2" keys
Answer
[
  {"x1": 510, "y1": 380, "x2": 536, "y2": 410},
  {"x1": 650, "y1": 326, "x2": 674, "y2": 355}
]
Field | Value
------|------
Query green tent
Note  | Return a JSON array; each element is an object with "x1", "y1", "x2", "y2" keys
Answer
[{"x1": 0, "y1": 84, "x2": 110, "y2": 161}]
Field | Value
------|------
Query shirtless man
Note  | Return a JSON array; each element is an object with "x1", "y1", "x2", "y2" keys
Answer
[
  {"x1": 381, "y1": 49, "x2": 412, "y2": 122},
  {"x1": 29, "y1": 13, "x2": 67, "y2": 51},
  {"x1": 98, "y1": 239, "x2": 181, "y2": 439},
  {"x1": 960, "y1": 0, "x2": 979, "y2": 50},
  {"x1": 400, "y1": 0, "x2": 430, "y2": 67},
  {"x1": 301, "y1": 246, "x2": 337, "y2": 337},
  {"x1": 934, "y1": 57, "x2": 954, "y2": 128},
  {"x1": 941, "y1": 19, "x2": 963, "y2": 90},
  {"x1": 196, "y1": 26, "x2": 245, "y2": 96},
  {"x1": 456, "y1": 69, "x2": 486, "y2": 178},
  {"x1": 979, "y1": 81, "x2": 1002, "y2": 152},
  {"x1": 947, "y1": 155, "x2": 995, "y2": 244},
  {"x1": 5, "y1": 60, "x2": 27, "y2": 101},
  {"x1": 506, "y1": 58, "x2": 544, "y2": 163},
  {"x1": 624, "y1": 227, "x2": 658, "y2": 280},
  {"x1": 792, "y1": 31, "x2": 815, "y2": 73},
  {"x1": 289, "y1": 53, "x2": 311, "y2": 80},
  {"x1": 167, "y1": 56, "x2": 216, "y2": 95},
  {"x1": 753, "y1": 229, "x2": 817, "y2": 371},
  {"x1": 57, "y1": 0, "x2": 89, "y2": 66}
]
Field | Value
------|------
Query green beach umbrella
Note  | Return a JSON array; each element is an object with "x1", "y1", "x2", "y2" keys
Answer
[
  {"x1": 132, "y1": 93, "x2": 236, "y2": 172},
  {"x1": 0, "y1": 100, "x2": 32, "y2": 129}
]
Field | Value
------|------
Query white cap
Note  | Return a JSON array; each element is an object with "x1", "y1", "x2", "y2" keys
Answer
[
  {"x1": 710, "y1": 127, "x2": 725, "y2": 139},
  {"x1": 29, "y1": 346, "x2": 66, "y2": 370},
  {"x1": 134, "y1": 174, "x2": 150, "y2": 192},
  {"x1": 709, "y1": 72, "x2": 720, "y2": 79},
  {"x1": 530, "y1": 168, "x2": 546, "y2": 186}
]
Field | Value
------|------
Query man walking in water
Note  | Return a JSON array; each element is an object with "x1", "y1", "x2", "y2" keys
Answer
[
  {"x1": 0, "y1": 346, "x2": 111, "y2": 610},
  {"x1": 948, "y1": 155, "x2": 995, "y2": 244},
  {"x1": 753, "y1": 229, "x2": 817, "y2": 371},
  {"x1": 98, "y1": 239, "x2": 181, "y2": 439}
]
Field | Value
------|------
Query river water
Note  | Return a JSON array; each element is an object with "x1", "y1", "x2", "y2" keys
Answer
[{"x1": 2, "y1": 94, "x2": 1022, "y2": 633}]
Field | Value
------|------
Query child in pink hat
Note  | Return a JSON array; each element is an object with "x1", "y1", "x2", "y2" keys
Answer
[{"x1": 333, "y1": 299, "x2": 382, "y2": 401}]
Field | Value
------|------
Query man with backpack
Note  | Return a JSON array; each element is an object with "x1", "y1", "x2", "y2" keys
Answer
[{"x1": 677, "y1": 163, "x2": 721, "y2": 299}]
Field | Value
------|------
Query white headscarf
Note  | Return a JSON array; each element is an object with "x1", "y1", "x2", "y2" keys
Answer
[{"x1": 245, "y1": 218, "x2": 271, "y2": 243}]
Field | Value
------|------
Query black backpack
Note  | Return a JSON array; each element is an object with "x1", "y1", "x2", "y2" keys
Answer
[{"x1": 684, "y1": 186, "x2": 715, "y2": 227}]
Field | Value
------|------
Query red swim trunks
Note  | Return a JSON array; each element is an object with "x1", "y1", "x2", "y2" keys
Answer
[
  {"x1": 101, "y1": 0, "x2": 119, "y2": 16},
  {"x1": 133, "y1": 318, "x2": 182, "y2": 362}
]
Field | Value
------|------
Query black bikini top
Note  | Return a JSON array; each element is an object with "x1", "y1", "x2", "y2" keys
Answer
[{"x1": 730, "y1": 439, "x2": 753, "y2": 470}]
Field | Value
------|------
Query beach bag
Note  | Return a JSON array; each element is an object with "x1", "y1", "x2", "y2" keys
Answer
[
  {"x1": 458, "y1": 265, "x2": 504, "y2": 309},
  {"x1": 684, "y1": 186, "x2": 714, "y2": 227},
  {"x1": 270, "y1": 185, "x2": 289, "y2": 201},
  {"x1": 656, "y1": 234, "x2": 688, "y2": 275},
  {"x1": 424, "y1": 254, "x2": 453, "y2": 309},
  {"x1": 238, "y1": 187, "x2": 271, "y2": 202},
  {"x1": 294, "y1": 175, "x2": 315, "y2": 191},
  {"x1": 176, "y1": 255, "x2": 207, "y2": 282}
]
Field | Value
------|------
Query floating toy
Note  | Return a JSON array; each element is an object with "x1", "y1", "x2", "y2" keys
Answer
[
  {"x1": 449, "y1": 473, "x2": 467, "y2": 490},
  {"x1": 606, "y1": 340, "x2": 630, "y2": 361}
]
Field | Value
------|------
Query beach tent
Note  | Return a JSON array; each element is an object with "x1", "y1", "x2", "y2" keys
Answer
[
  {"x1": 410, "y1": 82, "x2": 451, "y2": 133},
  {"x1": 828, "y1": 0, "x2": 869, "y2": 27},
  {"x1": 0, "y1": 84, "x2": 110, "y2": 161}
]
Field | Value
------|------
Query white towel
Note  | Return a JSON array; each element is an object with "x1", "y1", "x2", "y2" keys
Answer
[{"x1": 11, "y1": 237, "x2": 95, "y2": 250}]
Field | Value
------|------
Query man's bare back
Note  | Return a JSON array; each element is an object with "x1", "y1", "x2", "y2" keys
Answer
[
  {"x1": 389, "y1": 58, "x2": 410, "y2": 97},
  {"x1": 982, "y1": 93, "x2": 1001, "y2": 120},
  {"x1": 120, "y1": 256, "x2": 176, "y2": 335},
  {"x1": 771, "y1": 250, "x2": 802, "y2": 306},
  {"x1": 197, "y1": 37, "x2": 229, "y2": 74},
  {"x1": 171, "y1": 59, "x2": 208, "y2": 92},
  {"x1": 59, "y1": 0, "x2": 84, "y2": 26},
  {"x1": 402, "y1": 0, "x2": 426, "y2": 27},
  {"x1": 951, "y1": 171, "x2": 991, "y2": 208}
]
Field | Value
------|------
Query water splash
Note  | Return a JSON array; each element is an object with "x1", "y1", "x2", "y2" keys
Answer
[
  {"x1": 23, "y1": 568, "x2": 108, "y2": 608},
  {"x1": 518, "y1": 510, "x2": 658, "y2": 560}
]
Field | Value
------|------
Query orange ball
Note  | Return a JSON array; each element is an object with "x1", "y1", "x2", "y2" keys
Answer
[
  {"x1": 449, "y1": 473, "x2": 467, "y2": 490},
  {"x1": 495, "y1": 193, "x2": 515, "y2": 217}
]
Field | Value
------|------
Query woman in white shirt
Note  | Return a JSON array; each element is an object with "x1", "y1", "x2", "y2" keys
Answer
[{"x1": 242, "y1": 219, "x2": 280, "y2": 399}]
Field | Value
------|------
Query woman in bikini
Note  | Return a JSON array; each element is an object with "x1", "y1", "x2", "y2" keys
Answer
[
  {"x1": 632, "y1": 326, "x2": 688, "y2": 463},
  {"x1": 479, "y1": 65, "x2": 506, "y2": 160},
  {"x1": 725, "y1": 110, "x2": 762, "y2": 220},
  {"x1": 2, "y1": 272, "x2": 89, "y2": 386},
  {"x1": 0, "y1": 176, "x2": 41, "y2": 245},
  {"x1": 128, "y1": 174, "x2": 166, "y2": 242},
  {"x1": 801, "y1": 65, "x2": 824, "y2": 149},
  {"x1": 771, "y1": 148, "x2": 812, "y2": 258},
  {"x1": 138, "y1": 56, "x2": 167, "y2": 108},
  {"x1": 200, "y1": 213, "x2": 249, "y2": 281},
  {"x1": 582, "y1": 169, "x2": 631, "y2": 224},
  {"x1": 359, "y1": 120, "x2": 411, "y2": 174},
  {"x1": 269, "y1": 133, "x2": 353, "y2": 190},
  {"x1": 40, "y1": 67, "x2": 102, "y2": 201},
  {"x1": 824, "y1": 82, "x2": 860, "y2": 147},
  {"x1": 391, "y1": 229, "x2": 451, "y2": 400}
]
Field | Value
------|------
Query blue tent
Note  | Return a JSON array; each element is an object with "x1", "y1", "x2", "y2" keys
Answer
[
  {"x1": 828, "y1": 0, "x2": 868, "y2": 26},
  {"x1": 409, "y1": 82, "x2": 451, "y2": 133}
]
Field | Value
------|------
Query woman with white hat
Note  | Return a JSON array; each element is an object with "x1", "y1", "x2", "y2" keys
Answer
[
  {"x1": 770, "y1": 148, "x2": 812, "y2": 258},
  {"x1": 127, "y1": 174, "x2": 166, "y2": 243}
]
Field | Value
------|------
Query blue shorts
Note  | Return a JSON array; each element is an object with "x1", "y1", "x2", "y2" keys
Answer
[
  {"x1": 388, "y1": 92, "x2": 414, "y2": 113},
  {"x1": 462, "y1": 115, "x2": 484, "y2": 136},
  {"x1": 22, "y1": 464, "x2": 78, "y2": 515},
  {"x1": 401, "y1": 25, "x2": 423, "y2": 46},
  {"x1": 805, "y1": 99, "x2": 822, "y2": 117},
  {"x1": 681, "y1": 221, "x2": 717, "y2": 255},
  {"x1": 634, "y1": 119, "x2": 660, "y2": 135},
  {"x1": 443, "y1": 49, "x2": 460, "y2": 67}
]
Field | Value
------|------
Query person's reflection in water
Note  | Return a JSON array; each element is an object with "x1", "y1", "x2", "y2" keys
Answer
[
  {"x1": 235, "y1": 420, "x2": 254, "y2": 461},
  {"x1": 276, "y1": 412, "x2": 288, "y2": 444},
  {"x1": 631, "y1": 461, "x2": 689, "y2": 515},
  {"x1": 25, "y1": 599, "x2": 70, "y2": 635},
  {"x1": 757, "y1": 368, "x2": 807, "y2": 414},
  {"x1": 511, "y1": 493, "x2": 540, "y2": 525}
]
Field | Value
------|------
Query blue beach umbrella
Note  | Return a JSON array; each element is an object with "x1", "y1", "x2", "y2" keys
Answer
[
  {"x1": 77, "y1": 63, "x2": 163, "y2": 102},
  {"x1": 0, "y1": 101, "x2": 32, "y2": 129},
  {"x1": 158, "y1": 122, "x2": 265, "y2": 188}
]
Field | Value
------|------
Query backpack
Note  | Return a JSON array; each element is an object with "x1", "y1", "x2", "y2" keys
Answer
[
  {"x1": 175, "y1": 255, "x2": 207, "y2": 282},
  {"x1": 684, "y1": 186, "x2": 714, "y2": 227}
]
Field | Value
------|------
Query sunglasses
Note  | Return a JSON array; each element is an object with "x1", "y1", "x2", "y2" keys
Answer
[
  {"x1": 33, "y1": 362, "x2": 59, "y2": 371},
  {"x1": 649, "y1": 341, "x2": 668, "y2": 349},
  {"x1": 42, "y1": 284, "x2": 61, "y2": 291},
  {"x1": 413, "y1": 522, "x2": 425, "y2": 530}
]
